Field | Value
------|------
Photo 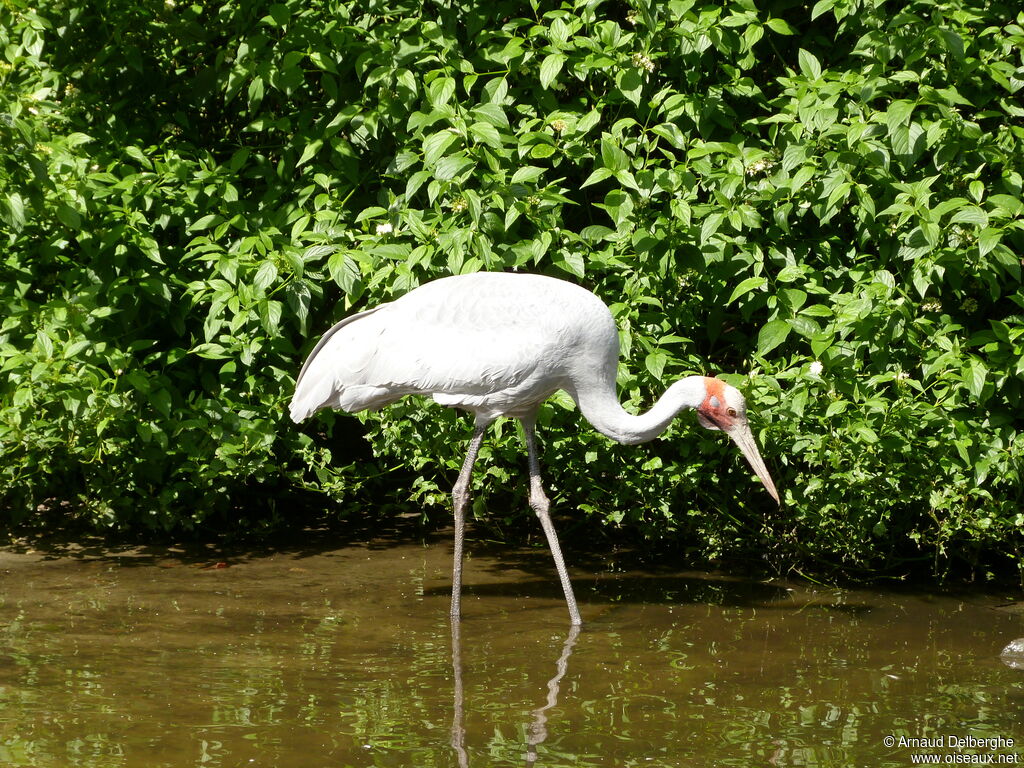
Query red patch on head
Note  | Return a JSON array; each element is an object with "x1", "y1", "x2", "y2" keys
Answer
[
  {"x1": 702, "y1": 377, "x2": 725, "y2": 410},
  {"x1": 699, "y1": 377, "x2": 733, "y2": 430}
]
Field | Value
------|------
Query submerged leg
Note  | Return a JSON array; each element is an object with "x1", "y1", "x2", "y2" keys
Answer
[
  {"x1": 451, "y1": 420, "x2": 489, "y2": 621},
  {"x1": 522, "y1": 419, "x2": 582, "y2": 626}
]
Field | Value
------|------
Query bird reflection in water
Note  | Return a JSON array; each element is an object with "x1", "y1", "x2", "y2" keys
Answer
[{"x1": 450, "y1": 619, "x2": 581, "y2": 767}]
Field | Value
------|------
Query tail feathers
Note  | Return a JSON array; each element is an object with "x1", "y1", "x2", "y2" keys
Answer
[
  {"x1": 290, "y1": 380, "x2": 401, "y2": 422},
  {"x1": 289, "y1": 374, "x2": 335, "y2": 423},
  {"x1": 289, "y1": 401, "x2": 314, "y2": 424},
  {"x1": 294, "y1": 303, "x2": 393, "y2": 421}
]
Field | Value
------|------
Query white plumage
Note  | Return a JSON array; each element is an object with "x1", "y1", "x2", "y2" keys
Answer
[
  {"x1": 291, "y1": 272, "x2": 779, "y2": 625},
  {"x1": 291, "y1": 273, "x2": 616, "y2": 423}
]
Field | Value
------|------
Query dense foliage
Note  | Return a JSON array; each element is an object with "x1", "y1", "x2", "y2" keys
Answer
[{"x1": 2, "y1": 0, "x2": 1022, "y2": 581}]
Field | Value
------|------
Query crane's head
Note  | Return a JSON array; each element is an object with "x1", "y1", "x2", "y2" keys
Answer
[{"x1": 696, "y1": 378, "x2": 780, "y2": 504}]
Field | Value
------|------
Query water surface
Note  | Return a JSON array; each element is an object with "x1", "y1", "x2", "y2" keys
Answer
[{"x1": 1, "y1": 529, "x2": 1021, "y2": 767}]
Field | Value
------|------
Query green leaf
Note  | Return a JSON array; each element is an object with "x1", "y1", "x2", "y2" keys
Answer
[
  {"x1": 700, "y1": 212, "x2": 725, "y2": 244},
  {"x1": 776, "y1": 264, "x2": 806, "y2": 283},
  {"x1": 328, "y1": 252, "x2": 361, "y2": 293},
  {"x1": 600, "y1": 137, "x2": 628, "y2": 172},
  {"x1": 267, "y1": 3, "x2": 289, "y2": 26},
  {"x1": 151, "y1": 388, "x2": 173, "y2": 417},
  {"x1": 885, "y1": 100, "x2": 916, "y2": 134},
  {"x1": 938, "y1": 28, "x2": 965, "y2": 64},
  {"x1": 853, "y1": 423, "x2": 879, "y2": 443},
  {"x1": 645, "y1": 350, "x2": 669, "y2": 381},
  {"x1": 978, "y1": 228, "x2": 1001, "y2": 257},
  {"x1": 949, "y1": 206, "x2": 988, "y2": 229},
  {"x1": 615, "y1": 169, "x2": 641, "y2": 193},
  {"x1": 511, "y1": 165, "x2": 546, "y2": 184},
  {"x1": 765, "y1": 18, "x2": 796, "y2": 34},
  {"x1": 797, "y1": 49, "x2": 821, "y2": 80},
  {"x1": 188, "y1": 214, "x2": 222, "y2": 232},
  {"x1": 259, "y1": 299, "x2": 283, "y2": 334},
  {"x1": 810, "y1": 0, "x2": 836, "y2": 19},
  {"x1": 650, "y1": 123, "x2": 687, "y2": 150},
  {"x1": 616, "y1": 68, "x2": 643, "y2": 105},
  {"x1": 253, "y1": 261, "x2": 278, "y2": 292},
  {"x1": 891, "y1": 122, "x2": 924, "y2": 162},
  {"x1": 580, "y1": 225, "x2": 615, "y2": 241},
  {"x1": 65, "y1": 132, "x2": 93, "y2": 148},
  {"x1": 64, "y1": 340, "x2": 90, "y2": 359},
  {"x1": 471, "y1": 103, "x2": 509, "y2": 128},
  {"x1": 125, "y1": 145, "x2": 152, "y2": 169},
  {"x1": 247, "y1": 77, "x2": 264, "y2": 109},
  {"x1": 428, "y1": 76, "x2": 456, "y2": 107},
  {"x1": 965, "y1": 358, "x2": 987, "y2": 399},
  {"x1": 355, "y1": 206, "x2": 388, "y2": 222},
  {"x1": 434, "y1": 154, "x2": 475, "y2": 180},
  {"x1": 423, "y1": 130, "x2": 459, "y2": 166},
  {"x1": 727, "y1": 276, "x2": 767, "y2": 305},
  {"x1": 555, "y1": 251, "x2": 585, "y2": 278},
  {"x1": 577, "y1": 110, "x2": 601, "y2": 134},
  {"x1": 825, "y1": 400, "x2": 848, "y2": 418},
  {"x1": 790, "y1": 165, "x2": 815, "y2": 194},
  {"x1": 801, "y1": 304, "x2": 833, "y2": 317},
  {"x1": 5, "y1": 192, "x2": 26, "y2": 230},
  {"x1": 757, "y1": 319, "x2": 791, "y2": 356},
  {"x1": 405, "y1": 169, "x2": 432, "y2": 200},
  {"x1": 989, "y1": 194, "x2": 1024, "y2": 217},
  {"x1": 56, "y1": 204, "x2": 81, "y2": 229},
  {"x1": 539, "y1": 53, "x2": 566, "y2": 89},
  {"x1": 468, "y1": 121, "x2": 502, "y2": 148},
  {"x1": 581, "y1": 167, "x2": 614, "y2": 187},
  {"x1": 297, "y1": 140, "x2": 323, "y2": 167}
]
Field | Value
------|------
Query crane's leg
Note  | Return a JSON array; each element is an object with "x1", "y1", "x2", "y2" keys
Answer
[
  {"x1": 450, "y1": 420, "x2": 489, "y2": 621},
  {"x1": 522, "y1": 420, "x2": 582, "y2": 626}
]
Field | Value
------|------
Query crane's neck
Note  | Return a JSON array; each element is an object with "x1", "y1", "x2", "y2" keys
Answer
[{"x1": 572, "y1": 375, "x2": 708, "y2": 445}]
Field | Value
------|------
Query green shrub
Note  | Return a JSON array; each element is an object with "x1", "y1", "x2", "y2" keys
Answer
[{"x1": 1, "y1": 0, "x2": 1021, "y2": 582}]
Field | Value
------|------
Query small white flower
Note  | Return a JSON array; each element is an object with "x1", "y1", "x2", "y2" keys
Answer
[
  {"x1": 809, "y1": 361, "x2": 823, "y2": 376},
  {"x1": 631, "y1": 53, "x2": 656, "y2": 73},
  {"x1": 745, "y1": 158, "x2": 775, "y2": 176},
  {"x1": 375, "y1": 222, "x2": 393, "y2": 235}
]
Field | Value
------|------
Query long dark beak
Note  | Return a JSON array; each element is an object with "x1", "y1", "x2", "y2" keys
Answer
[{"x1": 725, "y1": 422, "x2": 780, "y2": 504}]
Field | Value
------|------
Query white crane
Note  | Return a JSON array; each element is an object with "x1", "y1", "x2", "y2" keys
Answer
[{"x1": 290, "y1": 272, "x2": 779, "y2": 626}]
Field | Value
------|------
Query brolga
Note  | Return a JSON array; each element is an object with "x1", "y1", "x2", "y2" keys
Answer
[{"x1": 290, "y1": 272, "x2": 779, "y2": 626}]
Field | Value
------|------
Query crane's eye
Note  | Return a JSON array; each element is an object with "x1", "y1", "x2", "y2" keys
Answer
[{"x1": 727, "y1": 407, "x2": 737, "y2": 417}]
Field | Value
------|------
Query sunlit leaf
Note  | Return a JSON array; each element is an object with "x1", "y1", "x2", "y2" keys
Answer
[
  {"x1": 797, "y1": 49, "x2": 821, "y2": 79},
  {"x1": 727, "y1": 276, "x2": 767, "y2": 305},
  {"x1": 539, "y1": 53, "x2": 566, "y2": 90},
  {"x1": 757, "y1": 319, "x2": 791, "y2": 356}
]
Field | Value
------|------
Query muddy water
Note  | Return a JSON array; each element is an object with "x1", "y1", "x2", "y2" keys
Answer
[{"x1": 0, "y1": 530, "x2": 1022, "y2": 768}]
